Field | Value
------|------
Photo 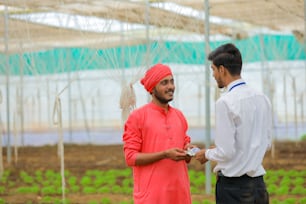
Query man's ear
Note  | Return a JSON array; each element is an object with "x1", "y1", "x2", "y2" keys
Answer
[{"x1": 219, "y1": 65, "x2": 225, "y2": 74}]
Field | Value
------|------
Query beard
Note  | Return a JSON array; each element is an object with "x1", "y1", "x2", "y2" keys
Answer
[
  {"x1": 153, "y1": 88, "x2": 174, "y2": 104},
  {"x1": 216, "y1": 77, "x2": 225, "y2": 89},
  {"x1": 218, "y1": 83, "x2": 225, "y2": 89}
]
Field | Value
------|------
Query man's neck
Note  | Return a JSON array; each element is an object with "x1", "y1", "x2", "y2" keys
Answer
[
  {"x1": 152, "y1": 99, "x2": 169, "y2": 112},
  {"x1": 225, "y1": 75, "x2": 241, "y2": 87}
]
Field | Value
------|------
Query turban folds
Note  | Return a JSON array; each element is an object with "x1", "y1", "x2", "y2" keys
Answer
[{"x1": 140, "y1": 64, "x2": 173, "y2": 92}]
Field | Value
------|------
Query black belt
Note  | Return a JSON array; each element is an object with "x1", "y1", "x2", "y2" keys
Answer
[
  {"x1": 217, "y1": 171, "x2": 261, "y2": 178},
  {"x1": 217, "y1": 171, "x2": 265, "y2": 187}
]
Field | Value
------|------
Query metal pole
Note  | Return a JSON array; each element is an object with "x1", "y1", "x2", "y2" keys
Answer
[
  {"x1": 145, "y1": 0, "x2": 150, "y2": 64},
  {"x1": 291, "y1": 76, "x2": 298, "y2": 143},
  {"x1": 304, "y1": 0, "x2": 306, "y2": 128},
  {"x1": 204, "y1": 0, "x2": 211, "y2": 195},
  {"x1": 145, "y1": 0, "x2": 151, "y2": 102},
  {"x1": 120, "y1": 15, "x2": 126, "y2": 125},
  {"x1": 120, "y1": 19, "x2": 125, "y2": 82},
  {"x1": 259, "y1": 34, "x2": 268, "y2": 96},
  {"x1": 19, "y1": 45, "x2": 24, "y2": 145},
  {"x1": 68, "y1": 52, "x2": 72, "y2": 142},
  {"x1": 4, "y1": 1, "x2": 11, "y2": 163},
  {"x1": 283, "y1": 75, "x2": 288, "y2": 137}
]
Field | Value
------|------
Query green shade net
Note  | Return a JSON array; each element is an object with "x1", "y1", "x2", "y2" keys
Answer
[{"x1": 1, "y1": 34, "x2": 305, "y2": 76}]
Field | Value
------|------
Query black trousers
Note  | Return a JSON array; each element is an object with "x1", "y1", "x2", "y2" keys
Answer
[{"x1": 216, "y1": 172, "x2": 269, "y2": 204}]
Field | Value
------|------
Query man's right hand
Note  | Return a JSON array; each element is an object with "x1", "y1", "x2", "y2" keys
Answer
[{"x1": 164, "y1": 148, "x2": 188, "y2": 161}]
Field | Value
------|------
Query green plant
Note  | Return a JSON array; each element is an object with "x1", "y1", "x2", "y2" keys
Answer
[
  {"x1": 271, "y1": 199, "x2": 279, "y2": 204},
  {"x1": 0, "y1": 198, "x2": 5, "y2": 204},
  {"x1": 93, "y1": 177, "x2": 105, "y2": 187},
  {"x1": 291, "y1": 186, "x2": 306, "y2": 194},
  {"x1": 202, "y1": 200, "x2": 214, "y2": 204},
  {"x1": 119, "y1": 201, "x2": 133, "y2": 204},
  {"x1": 122, "y1": 186, "x2": 133, "y2": 194},
  {"x1": 0, "y1": 170, "x2": 10, "y2": 183},
  {"x1": 80, "y1": 176, "x2": 92, "y2": 186},
  {"x1": 0, "y1": 186, "x2": 6, "y2": 194},
  {"x1": 190, "y1": 173, "x2": 205, "y2": 188},
  {"x1": 112, "y1": 185, "x2": 122, "y2": 193},
  {"x1": 300, "y1": 197, "x2": 306, "y2": 204},
  {"x1": 52, "y1": 198, "x2": 70, "y2": 204},
  {"x1": 41, "y1": 186, "x2": 58, "y2": 195},
  {"x1": 287, "y1": 169, "x2": 300, "y2": 177},
  {"x1": 97, "y1": 186, "x2": 110, "y2": 193},
  {"x1": 211, "y1": 175, "x2": 217, "y2": 185},
  {"x1": 88, "y1": 200, "x2": 99, "y2": 204},
  {"x1": 275, "y1": 186, "x2": 289, "y2": 195},
  {"x1": 70, "y1": 185, "x2": 80, "y2": 193},
  {"x1": 300, "y1": 133, "x2": 306, "y2": 141},
  {"x1": 122, "y1": 178, "x2": 132, "y2": 187},
  {"x1": 41, "y1": 180, "x2": 51, "y2": 186},
  {"x1": 16, "y1": 186, "x2": 40, "y2": 194},
  {"x1": 190, "y1": 186, "x2": 199, "y2": 194},
  {"x1": 82, "y1": 186, "x2": 96, "y2": 194},
  {"x1": 8, "y1": 181, "x2": 15, "y2": 188},
  {"x1": 34, "y1": 170, "x2": 43, "y2": 183},
  {"x1": 67, "y1": 176, "x2": 77, "y2": 186},
  {"x1": 101, "y1": 197, "x2": 111, "y2": 204},
  {"x1": 20, "y1": 171, "x2": 34, "y2": 184},
  {"x1": 267, "y1": 184, "x2": 278, "y2": 195},
  {"x1": 40, "y1": 196, "x2": 53, "y2": 203},
  {"x1": 45, "y1": 170, "x2": 57, "y2": 180},
  {"x1": 280, "y1": 176, "x2": 291, "y2": 186},
  {"x1": 282, "y1": 198, "x2": 297, "y2": 204},
  {"x1": 265, "y1": 173, "x2": 278, "y2": 185}
]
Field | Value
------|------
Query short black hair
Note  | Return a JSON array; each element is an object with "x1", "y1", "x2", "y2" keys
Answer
[{"x1": 208, "y1": 43, "x2": 242, "y2": 76}]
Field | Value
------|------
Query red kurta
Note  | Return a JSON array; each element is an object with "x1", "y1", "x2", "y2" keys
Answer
[{"x1": 123, "y1": 102, "x2": 191, "y2": 204}]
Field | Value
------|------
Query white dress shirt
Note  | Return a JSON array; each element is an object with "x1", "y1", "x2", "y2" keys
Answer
[{"x1": 206, "y1": 79, "x2": 273, "y2": 177}]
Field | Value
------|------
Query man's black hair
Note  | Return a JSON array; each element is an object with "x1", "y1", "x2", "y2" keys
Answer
[{"x1": 208, "y1": 43, "x2": 242, "y2": 76}]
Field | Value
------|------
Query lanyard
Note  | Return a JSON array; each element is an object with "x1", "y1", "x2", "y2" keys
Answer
[{"x1": 228, "y1": 82, "x2": 246, "y2": 92}]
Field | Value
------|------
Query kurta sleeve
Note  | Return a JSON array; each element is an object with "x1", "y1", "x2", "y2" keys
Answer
[
  {"x1": 184, "y1": 134, "x2": 191, "y2": 146},
  {"x1": 122, "y1": 111, "x2": 142, "y2": 166}
]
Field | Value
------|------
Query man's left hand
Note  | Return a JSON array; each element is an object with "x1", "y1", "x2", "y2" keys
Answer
[{"x1": 195, "y1": 149, "x2": 208, "y2": 164}]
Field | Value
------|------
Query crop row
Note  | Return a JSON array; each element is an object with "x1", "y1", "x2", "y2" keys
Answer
[{"x1": 0, "y1": 169, "x2": 305, "y2": 204}]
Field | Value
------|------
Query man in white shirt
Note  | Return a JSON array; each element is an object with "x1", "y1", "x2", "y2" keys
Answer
[{"x1": 195, "y1": 43, "x2": 272, "y2": 204}]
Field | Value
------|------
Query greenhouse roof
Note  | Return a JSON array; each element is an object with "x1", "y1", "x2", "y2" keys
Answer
[{"x1": 0, "y1": 0, "x2": 304, "y2": 53}]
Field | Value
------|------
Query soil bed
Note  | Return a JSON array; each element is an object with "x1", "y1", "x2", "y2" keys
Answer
[{"x1": 2, "y1": 141, "x2": 306, "y2": 203}]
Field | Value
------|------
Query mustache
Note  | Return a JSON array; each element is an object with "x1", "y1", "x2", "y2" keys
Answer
[{"x1": 166, "y1": 88, "x2": 175, "y2": 93}]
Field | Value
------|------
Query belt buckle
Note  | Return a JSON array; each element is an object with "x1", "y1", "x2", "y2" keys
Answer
[{"x1": 217, "y1": 171, "x2": 224, "y2": 177}]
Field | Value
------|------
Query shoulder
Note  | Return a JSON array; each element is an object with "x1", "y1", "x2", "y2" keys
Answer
[
  {"x1": 129, "y1": 103, "x2": 148, "y2": 115},
  {"x1": 245, "y1": 86, "x2": 271, "y2": 103},
  {"x1": 218, "y1": 86, "x2": 271, "y2": 108},
  {"x1": 170, "y1": 106, "x2": 187, "y2": 120},
  {"x1": 127, "y1": 103, "x2": 151, "y2": 120},
  {"x1": 170, "y1": 106, "x2": 183, "y2": 114}
]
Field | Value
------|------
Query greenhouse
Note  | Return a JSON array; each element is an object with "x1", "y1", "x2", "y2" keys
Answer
[
  {"x1": 1, "y1": 1, "x2": 305, "y2": 145},
  {"x1": 1, "y1": 1, "x2": 306, "y2": 203}
]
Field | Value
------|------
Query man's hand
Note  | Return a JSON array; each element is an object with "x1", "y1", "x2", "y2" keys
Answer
[
  {"x1": 195, "y1": 149, "x2": 208, "y2": 164},
  {"x1": 165, "y1": 148, "x2": 189, "y2": 161},
  {"x1": 135, "y1": 148, "x2": 188, "y2": 166},
  {"x1": 184, "y1": 143, "x2": 198, "y2": 150}
]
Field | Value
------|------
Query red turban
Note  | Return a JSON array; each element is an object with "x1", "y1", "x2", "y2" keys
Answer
[{"x1": 140, "y1": 64, "x2": 173, "y2": 93}]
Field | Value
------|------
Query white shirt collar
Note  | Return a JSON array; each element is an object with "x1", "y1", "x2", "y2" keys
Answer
[{"x1": 226, "y1": 78, "x2": 246, "y2": 92}]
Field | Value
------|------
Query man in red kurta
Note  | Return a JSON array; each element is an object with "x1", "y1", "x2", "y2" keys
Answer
[{"x1": 122, "y1": 63, "x2": 192, "y2": 204}]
